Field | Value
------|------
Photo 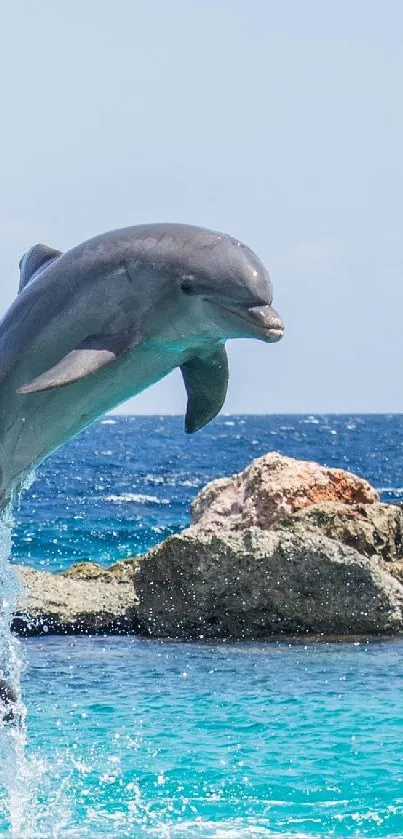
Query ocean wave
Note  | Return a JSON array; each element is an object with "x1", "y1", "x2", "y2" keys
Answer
[
  {"x1": 377, "y1": 487, "x2": 403, "y2": 495},
  {"x1": 105, "y1": 493, "x2": 170, "y2": 505},
  {"x1": 147, "y1": 823, "x2": 317, "y2": 838},
  {"x1": 143, "y1": 474, "x2": 202, "y2": 488}
]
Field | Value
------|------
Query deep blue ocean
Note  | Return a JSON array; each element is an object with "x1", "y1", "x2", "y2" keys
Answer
[
  {"x1": 1, "y1": 414, "x2": 403, "y2": 837},
  {"x1": 11, "y1": 414, "x2": 403, "y2": 572}
]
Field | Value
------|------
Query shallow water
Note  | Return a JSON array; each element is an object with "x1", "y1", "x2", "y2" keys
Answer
[
  {"x1": 1, "y1": 414, "x2": 403, "y2": 837},
  {"x1": 4, "y1": 635, "x2": 403, "y2": 837}
]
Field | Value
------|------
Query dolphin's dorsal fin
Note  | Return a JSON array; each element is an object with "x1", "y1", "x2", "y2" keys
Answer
[
  {"x1": 17, "y1": 332, "x2": 140, "y2": 395},
  {"x1": 19, "y1": 244, "x2": 62, "y2": 293},
  {"x1": 180, "y1": 345, "x2": 229, "y2": 433}
]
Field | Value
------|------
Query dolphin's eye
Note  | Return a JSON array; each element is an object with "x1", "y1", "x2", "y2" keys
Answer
[{"x1": 180, "y1": 275, "x2": 197, "y2": 295}]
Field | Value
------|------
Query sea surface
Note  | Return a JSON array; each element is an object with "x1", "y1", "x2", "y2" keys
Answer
[
  {"x1": 11, "y1": 414, "x2": 403, "y2": 573},
  {"x1": 1, "y1": 414, "x2": 403, "y2": 837}
]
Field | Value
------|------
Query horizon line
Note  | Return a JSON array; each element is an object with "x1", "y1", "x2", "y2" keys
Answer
[{"x1": 110, "y1": 411, "x2": 403, "y2": 417}]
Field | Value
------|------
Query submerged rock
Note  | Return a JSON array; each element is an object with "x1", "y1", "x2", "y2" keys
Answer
[
  {"x1": 191, "y1": 452, "x2": 379, "y2": 533},
  {"x1": 135, "y1": 528, "x2": 403, "y2": 639},
  {"x1": 13, "y1": 560, "x2": 140, "y2": 635}
]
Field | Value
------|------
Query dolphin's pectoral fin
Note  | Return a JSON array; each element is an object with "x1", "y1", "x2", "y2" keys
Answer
[
  {"x1": 17, "y1": 333, "x2": 135, "y2": 395},
  {"x1": 180, "y1": 346, "x2": 229, "y2": 434},
  {"x1": 19, "y1": 244, "x2": 62, "y2": 292}
]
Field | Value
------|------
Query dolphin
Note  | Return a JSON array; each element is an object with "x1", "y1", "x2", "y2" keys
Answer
[{"x1": 0, "y1": 223, "x2": 284, "y2": 507}]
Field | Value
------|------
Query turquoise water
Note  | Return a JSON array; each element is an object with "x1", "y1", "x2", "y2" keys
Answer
[
  {"x1": 8, "y1": 636, "x2": 403, "y2": 837},
  {"x1": 1, "y1": 415, "x2": 403, "y2": 836}
]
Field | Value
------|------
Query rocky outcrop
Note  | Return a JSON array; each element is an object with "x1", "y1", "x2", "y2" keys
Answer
[
  {"x1": 273, "y1": 502, "x2": 403, "y2": 563},
  {"x1": 11, "y1": 452, "x2": 403, "y2": 639},
  {"x1": 12, "y1": 560, "x2": 140, "y2": 635},
  {"x1": 135, "y1": 528, "x2": 403, "y2": 639},
  {"x1": 134, "y1": 454, "x2": 403, "y2": 639},
  {"x1": 191, "y1": 452, "x2": 379, "y2": 533}
]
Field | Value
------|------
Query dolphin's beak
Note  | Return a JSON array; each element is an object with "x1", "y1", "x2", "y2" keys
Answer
[
  {"x1": 246, "y1": 304, "x2": 285, "y2": 342},
  {"x1": 212, "y1": 300, "x2": 285, "y2": 343}
]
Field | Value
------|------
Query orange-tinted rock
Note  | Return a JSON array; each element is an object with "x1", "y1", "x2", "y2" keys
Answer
[{"x1": 191, "y1": 452, "x2": 379, "y2": 533}]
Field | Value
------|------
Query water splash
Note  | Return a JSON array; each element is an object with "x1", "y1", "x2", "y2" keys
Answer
[{"x1": 0, "y1": 510, "x2": 30, "y2": 836}]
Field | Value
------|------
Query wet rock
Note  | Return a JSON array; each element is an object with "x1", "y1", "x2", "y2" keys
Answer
[
  {"x1": 191, "y1": 452, "x2": 379, "y2": 533},
  {"x1": 135, "y1": 528, "x2": 403, "y2": 639},
  {"x1": 274, "y1": 501, "x2": 403, "y2": 561},
  {"x1": 13, "y1": 561, "x2": 140, "y2": 635}
]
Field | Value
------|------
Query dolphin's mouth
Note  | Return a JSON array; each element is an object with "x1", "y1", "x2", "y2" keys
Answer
[{"x1": 213, "y1": 302, "x2": 285, "y2": 343}]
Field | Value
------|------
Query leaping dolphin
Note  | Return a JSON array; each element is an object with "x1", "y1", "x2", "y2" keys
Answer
[{"x1": 0, "y1": 223, "x2": 284, "y2": 507}]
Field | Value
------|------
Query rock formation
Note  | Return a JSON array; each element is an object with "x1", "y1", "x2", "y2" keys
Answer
[
  {"x1": 12, "y1": 452, "x2": 403, "y2": 639},
  {"x1": 191, "y1": 452, "x2": 379, "y2": 532},
  {"x1": 273, "y1": 501, "x2": 403, "y2": 563},
  {"x1": 13, "y1": 560, "x2": 139, "y2": 635},
  {"x1": 134, "y1": 528, "x2": 403, "y2": 639}
]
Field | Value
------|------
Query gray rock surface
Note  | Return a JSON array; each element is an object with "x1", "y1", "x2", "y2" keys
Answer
[
  {"x1": 13, "y1": 560, "x2": 140, "y2": 635},
  {"x1": 135, "y1": 527, "x2": 403, "y2": 639},
  {"x1": 274, "y1": 501, "x2": 403, "y2": 562}
]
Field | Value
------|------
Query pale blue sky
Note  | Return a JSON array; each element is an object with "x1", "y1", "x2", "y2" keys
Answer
[{"x1": 0, "y1": 1, "x2": 402, "y2": 413}]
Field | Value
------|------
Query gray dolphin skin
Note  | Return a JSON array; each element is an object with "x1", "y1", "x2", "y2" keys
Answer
[{"x1": 0, "y1": 223, "x2": 284, "y2": 507}]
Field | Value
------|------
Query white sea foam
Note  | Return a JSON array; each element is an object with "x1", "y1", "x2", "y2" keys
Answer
[
  {"x1": 105, "y1": 493, "x2": 170, "y2": 505},
  {"x1": 376, "y1": 487, "x2": 403, "y2": 495},
  {"x1": 143, "y1": 474, "x2": 201, "y2": 488},
  {"x1": 0, "y1": 512, "x2": 31, "y2": 835},
  {"x1": 147, "y1": 822, "x2": 315, "y2": 838}
]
